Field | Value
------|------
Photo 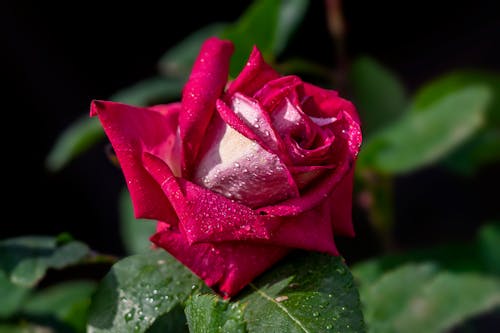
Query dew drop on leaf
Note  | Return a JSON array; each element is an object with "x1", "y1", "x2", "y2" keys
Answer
[{"x1": 124, "y1": 308, "x2": 135, "y2": 322}]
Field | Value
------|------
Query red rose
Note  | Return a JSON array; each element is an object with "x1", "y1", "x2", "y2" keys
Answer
[{"x1": 91, "y1": 37, "x2": 361, "y2": 297}]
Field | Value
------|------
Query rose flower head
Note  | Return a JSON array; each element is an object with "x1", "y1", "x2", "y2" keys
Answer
[{"x1": 91, "y1": 37, "x2": 362, "y2": 297}]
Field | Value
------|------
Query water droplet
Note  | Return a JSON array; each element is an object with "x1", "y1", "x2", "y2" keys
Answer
[
  {"x1": 152, "y1": 289, "x2": 158, "y2": 295},
  {"x1": 124, "y1": 309, "x2": 135, "y2": 322},
  {"x1": 326, "y1": 324, "x2": 333, "y2": 330},
  {"x1": 341, "y1": 306, "x2": 346, "y2": 311},
  {"x1": 254, "y1": 123, "x2": 260, "y2": 129},
  {"x1": 264, "y1": 130, "x2": 270, "y2": 137},
  {"x1": 234, "y1": 162, "x2": 240, "y2": 168},
  {"x1": 134, "y1": 324, "x2": 141, "y2": 332},
  {"x1": 336, "y1": 267, "x2": 345, "y2": 275},
  {"x1": 313, "y1": 312, "x2": 320, "y2": 317},
  {"x1": 328, "y1": 294, "x2": 333, "y2": 298},
  {"x1": 154, "y1": 306, "x2": 159, "y2": 312},
  {"x1": 191, "y1": 284, "x2": 197, "y2": 290}
]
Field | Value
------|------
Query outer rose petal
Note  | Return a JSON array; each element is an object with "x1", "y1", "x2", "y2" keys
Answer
[
  {"x1": 90, "y1": 100, "x2": 179, "y2": 222},
  {"x1": 180, "y1": 37, "x2": 233, "y2": 177},
  {"x1": 271, "y1": 201, "x2": 339, "y2": 255},
  {"x1": 301, "y1": 82, "x2": 359, "y2": 121},
  {"x1": 329, "y1": 167, "x2": 356, "y2": 237},
  {"x1": 151, "y1": 222, "x2": 289, "y2": 297},
  {"x1": 225, "y1": 46, "x2": 280, "y2": 99}
]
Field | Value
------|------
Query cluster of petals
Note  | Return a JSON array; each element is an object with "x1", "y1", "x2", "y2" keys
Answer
[{"x1": 91, "y1": 37, "x2": 361, "y2": 296}]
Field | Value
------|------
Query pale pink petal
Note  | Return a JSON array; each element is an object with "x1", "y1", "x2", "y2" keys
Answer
[
  {"x1": 150, "y1": 224, "x2": 289, "y2": 297},
  {"x1": 215, "y1": 98, "x2": 293, "y2": 166},
  {"x1": 180, "y1": 37, "x2": 233, "y2": 177},
  {"x1": 90, "y1": 100, "x2": 179, "y2": 222},
  {"x1": 225, "y1": 46, "x2": 280, "y2": 98},
  {"x1": 142, "y1": 152, "x2": 282, "y2": 243},
  {"x1": 192, "y1": 112, "x2": 298, "y2": 208}
]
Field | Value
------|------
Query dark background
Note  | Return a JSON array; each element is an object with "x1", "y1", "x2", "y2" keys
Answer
[{"x1": 2, "y1": 1, "x2": 499, "y2": 257}]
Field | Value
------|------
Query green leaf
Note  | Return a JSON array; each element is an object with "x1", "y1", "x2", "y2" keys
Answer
[
  {"x1": 46, "y1": 76, "x2": 183, "y2": 172},
  {"x1": 118, "y1": 188, "x2": 156, "y2": 255},
  {"x1": 236, "y1": 252, "x2": 365, "y2": 332},
  {"x1": 352, "y1": 221, "x2": 500, "y2": 286},
  {"x1": 411, "y1": 70, "x2": 500, "y2": 125},
  {"x1": 276, "y1": 58, "x2": 332, "y2": 79},
  {"x1": 352, "y1": 242, "x2": 480, "y2": 287},
  {"x1": 350, "y1": 57, "x2": 408, "y2": 137},
  {"x1": 185, "y1": 295, "x2": 246, "y2": 333},
  {"x1": 46, "y1": 116, "x2": 104, "y2": 172},
  {"x1": 358, "y1": 86, "x2": 491, "y2": 174},
  {"x1": 442, "y1": 128, "x2": 500, "y2": 175},
  {"x1": 109, "y1": 76, "x2": 183, "y2": 106},
  {"x1": 0, "y1": 236, "x2": 90, "y2": 288},
  {"x1": 87, "y1": 250, "x2": 203, "y2": 333},
  {"x1": 22, "y1": 281, "x2": 96, "y2": 332},
  {"x1": 394, "y1": 271, "x2": 500, "y2": 333},
  {"x1": 0, "y1": 324, "x2": 51, "y2": 333},
  {"x1": 358, "y1": 263, "x2": 500, "y2": 333},
  {"x1": 478, "y1": 222, "x2": 500, "y2": 276},
  {"x1": 145, "y1": 305, "x2": 189, "y2": 333},
  {"x1": 0, "y1": 271, "x2": 30, "y2": 318},
  {"x1": 359, "y1": 263, "x2": 439, "y2": 333},
  {"x1": 158, "y1": 23, "x2": 228, "y2": 78},
  {"x1": 410, "y1": 71, "x2": 500, "y2": 174},
  {"x1": 273, "y1": 0, "x2": 309, "y2": 55},
  {"x1": 222, "y1": 0, "x2": 281, "y2": 78}
]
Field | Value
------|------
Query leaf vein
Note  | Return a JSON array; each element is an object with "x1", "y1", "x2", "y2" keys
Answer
[{"x1": 249, "y1": 283, "x2": 311, "y2": 333}]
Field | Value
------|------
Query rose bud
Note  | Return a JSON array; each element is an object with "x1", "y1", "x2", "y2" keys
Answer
[{"x1": 91, "y1": 37, "x2": 362, "y2": 297}]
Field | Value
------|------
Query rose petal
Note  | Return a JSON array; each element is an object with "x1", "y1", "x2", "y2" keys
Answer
[
  {"x1": 90, "y1": 100, "x2": 179, "y2": 222},
  {"x1": 225, "y1": 46, "x2": 280, "y2": 99},
  {"x1": 180, "y1": 37, "x2": 233, "y2": 177},
  {"x1": 143, "y1": 152, "x2": 283, "y2": 243},
  {"x1": 257, "y1": 159, "x2": 352, "y2": 217},
  {"x1": 193, "y1": 111, "x2": 298, "y2": 208},
  {"x1": 329, "y1": 167, "x2": 355, "y2": 237},
  {"x1": 300, "y1": 82, "x2": 358, "y2": 121},
  {"x1": 216, "y1": 97, "x2": 293, "y2": 167},
  {"x1": 151, "y1": 222, "x2": 289, "y2": 297},
  {"x1": 271, "y1": 201, "x2": 339, "y2": 255},
  {"x1": 253, "y1": 75, "x2": 302, "y2": 111}
]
